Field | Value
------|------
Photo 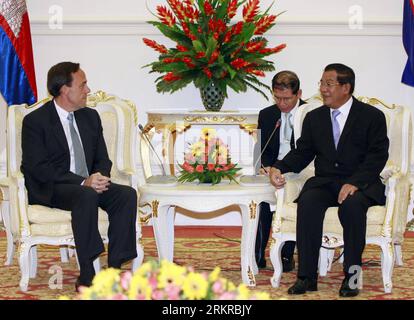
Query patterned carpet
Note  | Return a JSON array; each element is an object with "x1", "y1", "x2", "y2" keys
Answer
[{"x1": 0, "y1": 228, "x2": 413, "y2": 300}]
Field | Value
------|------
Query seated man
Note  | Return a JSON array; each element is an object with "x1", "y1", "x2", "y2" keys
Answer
[
  {"x1": 270, "y1": 63, "x2": 389, "y2": 297},
  {"x1": 254, "y1": 71, "x2": 305, "y2": 271},
  {"x1": 21, "y1": 62, "x2": 138, "y2": 291}
]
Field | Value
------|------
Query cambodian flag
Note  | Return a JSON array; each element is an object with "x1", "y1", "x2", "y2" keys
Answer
[
  {"x1": 0, "y1": 0, "x2": 37, "y2": 105},
  {"x1": 402, "y1": 0, "x2": 414, "y2": 87}
]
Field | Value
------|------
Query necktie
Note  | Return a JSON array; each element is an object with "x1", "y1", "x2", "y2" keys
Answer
[
  {"x1": 331, "y1": 110, "x2": 341, "y2": 149},
  {"x1": 284, "y1": 113, "x2": 293, "y2": 142},
  {"x1": 67, "y1": 113, "x2": 89, "y2": 177}
]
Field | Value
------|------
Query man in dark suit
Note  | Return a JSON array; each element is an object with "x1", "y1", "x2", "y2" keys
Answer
[
  {"x1": 255, "y1": 71, "x2": 305, "y2": 271},
  {"x1": 269, "y1": 63, "x2": 389, "y2": 297},
  {"x1": 21, "y1": 62, "x2": 138, "y2": 291}
]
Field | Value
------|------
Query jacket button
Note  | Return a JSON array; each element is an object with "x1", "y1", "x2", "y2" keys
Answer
[{"x1": 334, "y1": 163, "x2": 339, "y2": 167}]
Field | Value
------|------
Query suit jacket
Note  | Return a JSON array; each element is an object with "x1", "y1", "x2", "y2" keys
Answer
[
  {"x1": 255, "y1": 100, "x2": 306, "y2": 169},
  {"x1": 274, "y1": 97, "x2": 389, "y2": 205},
  {"x1": 21, "y1": 100, "x2": 112, "y2": 206}
]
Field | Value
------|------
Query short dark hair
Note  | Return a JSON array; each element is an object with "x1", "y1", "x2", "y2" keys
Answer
[
  {"x1": 324, "y1": 63, "x2": 355, "y2": 94},
  {"x1": 272, "y1": 71, "x2": 300, "y2": 95},
  {"x1": 47, "y1": 62, "x2": 80, "y2": 97}
]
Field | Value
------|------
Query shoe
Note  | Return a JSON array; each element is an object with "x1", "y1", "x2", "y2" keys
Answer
[
  {"x1": 282, "y1": 257, "x2": 295, "y2": 272},
  {"x1": 75, "y1": 277, "x2": 92, "y2": 293},
  {"x1": 288, "y1": 278, "x2": 318, "y2": 295},
  {"x1": 257, "y1": 258, "x2": 266, "y2": 269},
  {"x1": 339, "y1": 277, "x2": 359, "y2": 297}
]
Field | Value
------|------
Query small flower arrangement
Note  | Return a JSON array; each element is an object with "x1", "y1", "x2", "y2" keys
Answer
[
  {"x1": 67, "y1": 260, "x2": 270, "y2": 300},
  {"x1": 142, "y1": 0, "x2": 286, "y2": 99},
  {"x1": 177, "y1": 128, "x2": 241, "y2": 184}
]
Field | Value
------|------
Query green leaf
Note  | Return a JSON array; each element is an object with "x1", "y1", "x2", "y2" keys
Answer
[{"x1": 192, "y1": 40, "x2": 205, "y2": 52}]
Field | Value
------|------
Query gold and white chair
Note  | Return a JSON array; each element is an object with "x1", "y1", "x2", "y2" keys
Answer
[
  {"x1": 7, "y1": 91, "x2": 144, "y2": 291},
  {"x1": 269, "y1": 95, "x2": 412, "y2": 293}
]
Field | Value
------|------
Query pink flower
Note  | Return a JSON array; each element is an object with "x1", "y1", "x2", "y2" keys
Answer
[
  {"x1": 207, "y1": 163, "x2": 215, "y2": 171},
  {"x1": 212, "y1": 281, "x2": 224, "y2": 294},
  {"x1": 218, "y1": 292, "x2": 236, "y2": 300},
  {"x1": 196, "y1": 164, "x2": 204, "y2": 173},
  {"x1": 165, "y1": 285, "x2": 181, "y2": 300},
  {"x1": 120, "y1": 271, "x2": 132, "y2": 290},
  {"x1": 149, "y1": 275, "x2": 158, "y2": 289},
  {"x1": 152, "y1": 290, "x2": 165, "y2": 300},
  {"x1": 215, "y1": 167, "x2": 223, "y2": 172},
  {"x1": 110, "y1": 293, "x2": 128, "y2": 300}
]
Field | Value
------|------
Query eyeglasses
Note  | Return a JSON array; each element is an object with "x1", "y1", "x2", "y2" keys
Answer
[
  {"x1": 318, "y1": 81, "x2": 341, "y2": 88},
  {"x1": 273, "y1": 95, "x2": 296, "y2": 104}
]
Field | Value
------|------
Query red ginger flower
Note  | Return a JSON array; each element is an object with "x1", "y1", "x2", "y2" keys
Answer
[
  {"x1": 195, "y1": 52, "x2": 206, "y2": 59},
  {"x1": 164, "y1": 72, "x2": 181, "y2": 82},
  {"x1": 143, "y1": 38, "x2": 168, "y2": 54},
  {"x1": 254, "y1": 15, "x2": 277, "y2": 35},
  {"x1": 227, "y1": 0, "x2": 238, "y2": 19},
  {"x1": 230, "y1": 58, "x2": 250, "y2": 70},
  {"x1": 208, "y1": 50, "x2": 219, "y2": 64},
  {"x1": 176, "y1": 44, "x2": 189, "y2": 52},
  {"x1": 245, "y1": 68, "x2": 265, "y2": 77},
  {"x1": 204, "y1": 1, "x2": 215, "y2": 16},
  {"x1": 203, "y1": 67, "x2": 212, "y2": 78},
  {"x1": 167, "y1": 0, "x2": 186, "y2": 21},
  {"x1": 163, "y1": 58, "x2": 181, "y2": 63},
  {"x1": 246, "y1": 40, "x2": 266, "y2": 52},
  {"x1": 156, "y1": 6, "x2": 176, "y2": 27},
  {"x1": 243, "y1": 0, "x2": 260, "y2": 22},
  {"x1": 231, "y1": 22, "x2": 243, "y2": 35}
]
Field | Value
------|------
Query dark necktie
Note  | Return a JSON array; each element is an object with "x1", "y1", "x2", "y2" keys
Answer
[{"x1": 67, "y1": 113, "x2": 89, "y2": 177}]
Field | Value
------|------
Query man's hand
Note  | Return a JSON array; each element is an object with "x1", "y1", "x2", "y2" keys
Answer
[
  {"x1": 259, "y1": 166, "x2": 271, "y2": 176},
  {"x1": 338, "y1": 184, "x2": 358, "y2": 204},
  {"x1": 269, "y1": 167, "x2": 286, "y2": 189},
  {"x1": 84, "y1": 172, "x2": 110, "y2": 194}
]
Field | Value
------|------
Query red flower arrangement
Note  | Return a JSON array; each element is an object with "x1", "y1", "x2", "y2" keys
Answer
[
  {"x1": 178, "y1": 128, "x2": 241, "y2": 184},
  {"x1": 143, "y1": 0, "x2": 286, "y2": 100}
]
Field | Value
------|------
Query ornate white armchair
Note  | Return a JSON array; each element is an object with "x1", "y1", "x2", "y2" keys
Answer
[
  {"x1": 269, "y1": 96, "x2": 412, "y2": 293},
  {"x1": 7, "y1": 91, "x2": 144, "y2": 291}
]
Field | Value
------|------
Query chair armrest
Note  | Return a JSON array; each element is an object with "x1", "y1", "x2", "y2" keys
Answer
[
  {"x1": 381, "y1": 165, "x2": 401, "y2": 183},
  {"x1": 9, "y1": 173, "x2": 31, "y2": 236}
]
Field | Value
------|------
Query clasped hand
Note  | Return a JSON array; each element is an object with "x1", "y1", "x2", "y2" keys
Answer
[{"x1": 84, "y1": 172, "x2": 110, "y2": 193}]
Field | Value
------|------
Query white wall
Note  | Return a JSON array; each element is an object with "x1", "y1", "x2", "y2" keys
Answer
[{"x1": 4, "y1": 0, "x2": 412, "y2": 225}]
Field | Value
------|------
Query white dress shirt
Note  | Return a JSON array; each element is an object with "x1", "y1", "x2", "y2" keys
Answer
[
  {"x1": 278, "y1": 100, "x2": 300, "y2": 160},
  {"x1": 330, "y1": 96, "x2": 353, "y2": 135}
]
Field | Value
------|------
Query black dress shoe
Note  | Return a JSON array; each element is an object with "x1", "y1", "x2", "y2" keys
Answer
[
  {"x1": 75, "y1": 277, "x2": 92, "y2": 293},
  {"x1": 282, "y1": 257, "x2": 295, "y2": 272},
  {"x1": 288, "y1": 278, "x2": 318, "y2": 295},
  {"x1": 339, "y1": 278, "x2": 359, "y2": 297}
]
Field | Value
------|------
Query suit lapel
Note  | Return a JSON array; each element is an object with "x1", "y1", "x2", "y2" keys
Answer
[
  {"x1": 74, "y1": 110, "x2": 92, "y2": 168},
  {"x1": 49, "y1": 101, "x2": 70, "y2": 154},
  {"x1": 337, "y1": 98, "x2": 361, "y2": 152}
]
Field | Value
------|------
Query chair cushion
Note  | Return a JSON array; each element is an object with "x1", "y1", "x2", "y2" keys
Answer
[
  {"x1": 30, "y1": 220, "x2": 109, "y2": 237},
  {"x1": 280, "y1": 204, "x2": 386, "y2": 236},
  {"x1": 28, "y1": 205, "x2": 109, "y2": 224}
]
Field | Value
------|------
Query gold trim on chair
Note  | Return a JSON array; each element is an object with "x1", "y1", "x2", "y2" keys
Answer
[{"x1": 249, "y1": 201, "x2": 257, "y2": 220}]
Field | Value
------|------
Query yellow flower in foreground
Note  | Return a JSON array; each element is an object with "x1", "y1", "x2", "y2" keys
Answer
[
  {"x1": 253, "y1": 292, "x2": 271, "y2": 300},
  {"x1": 220, "y1": 277, "x2": 236, "y2": 292},
  {"x1": 208, "y1": 267, "x2": 221, "y2": 282},
  {"x1": 201, "y1": 128, "x2": 217, "y2": 141},
  {"x1": 158, "y1": 261, "x2": 187, "y2": 288},
  {"x1": 182, "y1": 272, "x2": 209, "y2": 300},
  {"x1": 128, "y1": 274, "x2": 152, "y2": 300},
  {"x1": 236, "y1": 284, "x2": 250, "y2": 300},
  {"x1": 135, "y1": 261, "x2": 153, "y2": 278},
  {"x1": 91, "y1": 268, "x2": 121, "y2": 297}
]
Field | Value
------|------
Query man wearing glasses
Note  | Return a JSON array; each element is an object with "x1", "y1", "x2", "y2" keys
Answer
[
  {"x1": 254, "y1": 71, "x2": 305, "y2": 272},
  {"x1": 269, "y1": 63, "x2": 389, "y2": 297}
]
